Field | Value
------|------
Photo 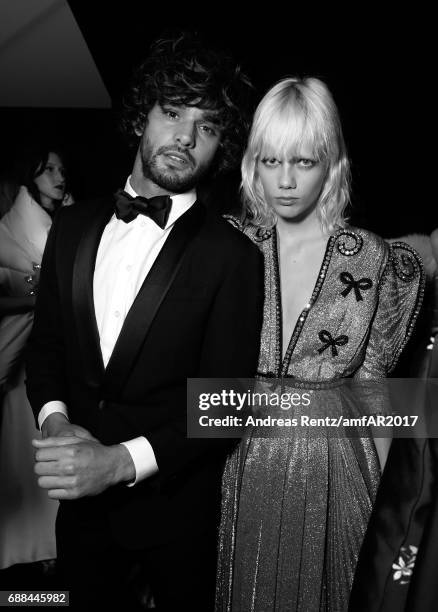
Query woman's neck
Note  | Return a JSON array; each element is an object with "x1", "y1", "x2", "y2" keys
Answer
[
  {"x1": 38, "y1": 194, "x2": 56, "y2": 213},
  {"x1": 275, "y1": 212, "x2": 327, "y2": 247}
]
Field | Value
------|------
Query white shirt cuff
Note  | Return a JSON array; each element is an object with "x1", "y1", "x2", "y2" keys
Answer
[
  {"x1": 121, "y1": 437, "x2": 158, "y2": 486},
  {"x1": 38, "y1": 401, "x2": 69, "y2": 430}
]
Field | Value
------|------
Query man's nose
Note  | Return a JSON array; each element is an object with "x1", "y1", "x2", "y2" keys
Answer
[
  {"x1": 175, "y1": 122, "x2": 196, "y2": 148},
  {"x1": 279, "y1": 165, "x2": 297, "y2": 189}
]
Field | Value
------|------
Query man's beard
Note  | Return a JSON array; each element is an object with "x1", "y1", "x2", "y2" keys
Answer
[{"x1": 141, "y1": 143, "x2": 210, "y2": 192}]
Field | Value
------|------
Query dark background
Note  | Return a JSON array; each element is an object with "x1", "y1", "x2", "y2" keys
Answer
[{"x1": 0, "y1": 3, "x2": 435, "y2": 237}]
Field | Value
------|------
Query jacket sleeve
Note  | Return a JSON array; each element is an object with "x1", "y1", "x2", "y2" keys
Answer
[
  {"x1": 352, "y1": 242, "x2": 425, "y2": 420},
  {"x1": 146, "y1": 241, "x2": 264, "y2": 486},
  {"x1": 25, "y1": 211, "x2": 69, "y2": 424},
  {"x1": 355, "y1": 241, "x2": 425, "y2": 379}
]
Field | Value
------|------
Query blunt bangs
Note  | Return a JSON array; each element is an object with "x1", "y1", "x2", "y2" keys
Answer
[
  {"x1": 242, "y1": 77, "x2": 350, "y2": 232},
  {"x1": 255, "y1": 89, "x2": 329, "y2": 163}
]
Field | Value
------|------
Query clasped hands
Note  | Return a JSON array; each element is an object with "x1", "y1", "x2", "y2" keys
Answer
[{"x1": 33, "y1": 413, "x2": 135, "y2": 500}]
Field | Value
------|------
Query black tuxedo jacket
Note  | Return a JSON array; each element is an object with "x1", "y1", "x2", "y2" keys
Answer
[{"x1": 26, "y1": 195, "x2": 263, "y2": 548}]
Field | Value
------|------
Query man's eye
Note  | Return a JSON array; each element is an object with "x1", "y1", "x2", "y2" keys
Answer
[
  {"x1": 199, "y1": 125, "x2": 217, "y2": 136},
  {"x1": 261, "y1": 158, "x2": 280, "y2": 167},
  {"x1": 163, "y1": 109, "x2": 178, "y2": 119}
]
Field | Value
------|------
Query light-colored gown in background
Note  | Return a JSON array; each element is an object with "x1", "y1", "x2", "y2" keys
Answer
[
  {"x1": 0, "y1": 186, "x2": 58, "y2": 569},
  {"x1": 216, "y1": 223, "x2": 424, "y2": 612}
]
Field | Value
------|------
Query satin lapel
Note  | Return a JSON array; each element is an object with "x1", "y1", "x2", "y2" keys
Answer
[
  {"x1": 72, "y1": 200, "x2": 114, "y2": 389},
  {"x1": 102, "y1": 200, "x2": 205, "y2": 399}
]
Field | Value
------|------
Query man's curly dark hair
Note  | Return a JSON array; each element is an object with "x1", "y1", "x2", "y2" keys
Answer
[{"x1": 121, "y1": 31, "x2": 255, "y2": 175}]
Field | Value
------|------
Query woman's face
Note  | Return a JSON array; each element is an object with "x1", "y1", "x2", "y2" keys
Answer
[
  {"x1": 257, "y1": 144, "x2": 326, "y2": 223},
  {"x1": 33, "y1": 152, "x2": 66, "y2": 208}
]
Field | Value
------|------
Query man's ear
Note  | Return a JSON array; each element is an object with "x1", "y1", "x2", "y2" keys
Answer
[
  {"x1": 134, "y1": 121, "x2": 145, "y2": 137},
  {"x1": 133, "y1": 114, "x2": 146, "y2": 137}
]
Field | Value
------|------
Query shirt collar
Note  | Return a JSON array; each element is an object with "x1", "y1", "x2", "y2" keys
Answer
[{"x1": 124, "y1": 176, "x2": 196, "y2": 229}]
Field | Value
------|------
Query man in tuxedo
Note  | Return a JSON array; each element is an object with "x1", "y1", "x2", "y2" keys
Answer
[{"x1": 26, "y1": 33, "x2": 263, "y2": 611}]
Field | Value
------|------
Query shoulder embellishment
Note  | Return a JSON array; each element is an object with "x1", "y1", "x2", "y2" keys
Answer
[
  {"x1": 222, "y1": 214, "x2": 242, "y2": 231},
  {"x1": 254, "y1": 227, "x2": 273, "y2": 242},
  {"x1": 390, "y1": 241, "x2": 423, "y2": 283},
  {"x1": 222, "y1": 215, "x2": 272, "y2": 241},
  {"x1": 337, "y1": 229, "x2": 364, "y2": 256}
]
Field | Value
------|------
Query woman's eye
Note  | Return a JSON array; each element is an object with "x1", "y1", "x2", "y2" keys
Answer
[
  {"x1": 261, "y1": 158, "x2": 280, "y2": 167},
  {"x1": 297, "y1": 158, "x2": 316, "y2": 168}
]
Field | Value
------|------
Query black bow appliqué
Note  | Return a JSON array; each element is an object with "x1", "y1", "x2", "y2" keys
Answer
[
  {"x1": 339, "y1": 272, "x2": 372, "y2": 302},
  {"x1": 317, "y1": 330, "x2": 349, "y2": 357}
]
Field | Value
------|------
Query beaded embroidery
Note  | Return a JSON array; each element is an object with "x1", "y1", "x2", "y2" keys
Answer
[
  {"x1": 254, "y1": 227, "x2": 273, "y2": 242},
  {"x1": 279, "y1": 232, "x2": 337, "y2": 377},
  {"x1": 223, "y1": 214, "x2": 242, "y2": 231},
  {"x1": 252, "y1": 226, "x2": 425, "y2": 379},
  {"x1": 337, "y1": 229, "x2": 363, "y2": 256},
  {"x1": 391, "y1": 242, "x2": 422, "y2": 283},
  {"x1": 385, "y1": 242, "x2": 425, "y2": 372}
]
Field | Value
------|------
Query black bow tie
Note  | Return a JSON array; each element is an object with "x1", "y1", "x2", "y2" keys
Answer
[{"x1": 114, "y1": 189, "x2": 172, "y2": 228}]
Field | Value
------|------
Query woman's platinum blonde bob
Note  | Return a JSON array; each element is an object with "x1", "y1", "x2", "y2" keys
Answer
[{"x1": 241, "y1": 77, "x2": 351, "y2": 232}]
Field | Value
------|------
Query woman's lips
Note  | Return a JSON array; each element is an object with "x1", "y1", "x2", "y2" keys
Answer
[{"x1": 276, "y1": 197, "x2": 299, "y2": 203}]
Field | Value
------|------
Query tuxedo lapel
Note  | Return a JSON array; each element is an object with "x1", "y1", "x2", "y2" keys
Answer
[
  {"x1": 102, "y1": 200, "x2": 205, "y2": 399},
  {"x1": 72, "y1": 199, "x2": 114, "y2": 389}
]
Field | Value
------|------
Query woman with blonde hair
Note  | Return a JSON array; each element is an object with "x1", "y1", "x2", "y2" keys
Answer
[{"x1": 216, "y1": 77, "x2": 424, "y2": 611}]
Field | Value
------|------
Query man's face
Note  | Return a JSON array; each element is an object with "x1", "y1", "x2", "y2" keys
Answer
[{"x1": 137, "y1": 102, "x2": 222, "y2": 194}]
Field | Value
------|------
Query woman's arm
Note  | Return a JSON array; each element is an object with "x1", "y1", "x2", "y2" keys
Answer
[{"x1": 355, "y1": 240, "x2": 425, "y2": 472}]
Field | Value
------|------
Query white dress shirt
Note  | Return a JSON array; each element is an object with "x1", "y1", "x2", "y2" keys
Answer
[{"x1": 38, "y1": 177, "x2": 196, "y2": 484}]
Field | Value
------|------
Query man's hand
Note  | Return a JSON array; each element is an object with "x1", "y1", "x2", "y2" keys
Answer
[
  {"x1": 32, "y1": 436, "x2": 136, "y2": 500},
  {"x1": 41, "y1": 412, "x2": 97, "y2": 441}
]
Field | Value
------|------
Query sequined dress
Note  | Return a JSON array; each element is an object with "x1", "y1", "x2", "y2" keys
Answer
[{"x1": 216, "y1": 224, "x2": 424, "y2": 612}]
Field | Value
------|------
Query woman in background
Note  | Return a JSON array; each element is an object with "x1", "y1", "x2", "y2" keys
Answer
[
  {"x1": 0, "y1": 147, "x2": 72, "y2": 571},
  {"x1": 216, "y1": 78, "x2": 424, "y2": 611}
]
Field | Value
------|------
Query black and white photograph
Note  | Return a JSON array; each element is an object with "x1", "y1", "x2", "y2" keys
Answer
[{"x1": 0, "y1": 2, "x2": 436, "y2": 610}]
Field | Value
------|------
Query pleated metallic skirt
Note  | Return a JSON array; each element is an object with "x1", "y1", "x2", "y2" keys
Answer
[{"x1": 215, "y1": 427, "x2": 380, "y2": 612}]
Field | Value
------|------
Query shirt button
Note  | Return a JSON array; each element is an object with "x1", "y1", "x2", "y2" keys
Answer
[
  {"x1": 126, "y1": 264, "x2": 132, "y2": 271},
  {"x1": 114, "y1": 310, "x2": 120, "y2": 318}
]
